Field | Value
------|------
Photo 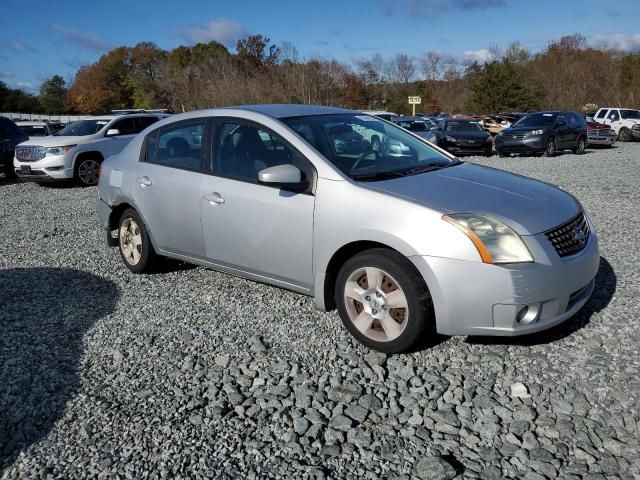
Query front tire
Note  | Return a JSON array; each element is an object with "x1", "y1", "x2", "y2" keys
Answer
[
  {"x1": 335, "y1": 248, "x2": 434, "y2": 353},
  {"x1": 619, "y1": 128, "x2": 631, "y2": 142},
  {"x1": 542, "y1": 137, "x2": 556, "y2": 157},
  {"x1": 573, "y1": 136, "x2": 586, "y2": 155},
  {"x1": 118, "y1": 208, "x2": 158, "y2": 273},
  {"x1": 74, "y1": 157, "x2": 101, "y2": 186}
]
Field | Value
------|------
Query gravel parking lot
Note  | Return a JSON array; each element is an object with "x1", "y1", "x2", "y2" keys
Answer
[{"x1": 1, "y1": 143, "x2": 639, "y2": 479}]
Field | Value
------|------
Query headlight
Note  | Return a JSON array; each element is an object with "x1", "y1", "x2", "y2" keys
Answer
[
  {"x1": 526, "y1": 129, "x2": 544, "y2": 136},
  {"x1": 46, "y1": 145, "x2": 76, "y2": 156},
  {"x1": 445, "y1": 136, "x2": 458, "y2": 143},
  {"x1": 443, "y1": 214, "x2": 533, "y2": 264}
]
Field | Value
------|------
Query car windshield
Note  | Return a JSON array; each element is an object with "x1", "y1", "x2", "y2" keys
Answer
[
  {"x1": 283, "y1": 113, "x2": 456, "y2": 181},
  {"x1": 446, "y1": 121, "x2": 483, "y2": 132},
  {"x1": 514, "y1": 113, "x2": 558, "y2": 127},
  {"x1": 56, "y1": 119, "x2": 109, "y2": 136},
  {"x1": 20, "y1": 125, "x2": 48, "y2": 136},
  {"x1": 620, "y1": 109, "x2": 640, "y2": 120},
  {"x1": 398, "y1": 121, "x2": 428, "y2": 132}
]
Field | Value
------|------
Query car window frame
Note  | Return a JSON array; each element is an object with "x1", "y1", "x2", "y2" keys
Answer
[
  {"x1": 141, "y1": 118, "x2": 211, "y2": 174},
  {"x1": 209, "y1": 117, "x2": 317, "y2": 195},
  {"x1": 596, "y1": 109, "x2": 607, "y2": 119},
  {"x1": 108, "y1": 117, "x2": 138, "y2": 136},
  {"x1": 134, "y1": 116, "x2": 159, "y2": 134}
]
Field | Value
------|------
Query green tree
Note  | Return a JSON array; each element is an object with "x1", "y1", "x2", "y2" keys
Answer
[
  {"x1": 39, "y1": 75, "x2": 67, "y2": 113},
  {"x1": 236, "y1": 35, "x2": 280, "y2": 70}
]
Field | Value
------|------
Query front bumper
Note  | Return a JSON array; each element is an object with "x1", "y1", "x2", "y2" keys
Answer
[
  {"x1": 13, "y1": 154, "x2": 73, "y2": 182},
  {"x1": 631, "y1": 127, "x2": 640, "y2": 140},
  {"x1": 410, "y1": 229, "x2": 600, "y2": 336},
  {"x1": 441, "y1": 142, "x2": 492, "y2": 156},
  {"x1": 495, "y1": 135, "x2": 545, "y2": 153},
  {"x1": 587, "y1": 135, "x2": 616, "y2": 146}
]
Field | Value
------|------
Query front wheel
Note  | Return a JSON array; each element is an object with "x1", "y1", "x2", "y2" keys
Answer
[
  {"x1": 335, "y1": 248, "x2": 434, "y2": 353},
  {"x1": 118, "y1": 208, "x2": 158, "y2": 273},
  {"x1": 619, "y1": 128, "x2": 631, "y2": 142},
  {"x1": 573, "y1": 136, "x2": 586, "y2": 155},
  {"x1": 2, "y1": 163, "x2": 17, "y2": 180},
  {"x1": 542, "y1": 137, "x2": 556, "y2": 157},
  {"x1": 74, "y1": 158, "x2": 101, "y2": 186}
]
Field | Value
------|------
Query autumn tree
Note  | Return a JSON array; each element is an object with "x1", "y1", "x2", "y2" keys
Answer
[{"x1": 39, "y1": 75, "x2": 67, "y2": 113}]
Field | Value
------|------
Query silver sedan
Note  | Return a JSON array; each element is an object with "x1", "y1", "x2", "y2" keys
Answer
[{"x1": 97, "y1": 105, "x2": 599, "y2": 353}]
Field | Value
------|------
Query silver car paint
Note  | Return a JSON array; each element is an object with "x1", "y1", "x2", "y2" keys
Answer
[{"x1": 98, "y1": 105, "x2": 599, "y2": 336}]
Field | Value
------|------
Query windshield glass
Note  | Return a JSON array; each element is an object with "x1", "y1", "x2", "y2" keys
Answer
[
  {"x1": 283, "y1": 113, "x2": 455, "y2": 180},
  {"x1": 514, "y1": 113, "x2": 558, "y2": 127},
  {"x1": 620, "y1": 109, "x2": 640, "y2": 120},
  {"x1": 56, "y1": 119, "x2": 109, "y2": 136},
  {"x1": 446, "y1": 121, "x2": 483, "y2": 132},
  {"x1": 398, "y1": 121, "x2": 427, "y2": 132},
  {"x1": 20, "y1": 125, "x2": 48, "y2": 136}
]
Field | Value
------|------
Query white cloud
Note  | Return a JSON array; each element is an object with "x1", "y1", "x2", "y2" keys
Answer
[
  {"x1": 16, "y1": 82, "x2": 34, "y2": 91},
  {"x1": 182, "y1": 18, "x2": 247, "y2": 47},
  {"x1": 589, "y1": 34, "x2": 640, "y2": 52},
  {"x1": 8, "y1": 41, "x2": 34, "y2": 53},
  {"x1": 463, "y1": 49, "x2": 494, "y2": 63},
  {"x1": 0, "y1": 70, "x2": 14, "y2": 78},
  {"x1": 52, "y1": 24, "x2": 110, "y2": 52}
]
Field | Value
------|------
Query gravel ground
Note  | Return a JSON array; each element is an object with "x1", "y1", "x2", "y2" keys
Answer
[{"x1": 1, "y1": 143, "x2": 639, "y2": 479}]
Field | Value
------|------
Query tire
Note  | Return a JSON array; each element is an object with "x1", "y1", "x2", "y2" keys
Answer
[
  {"x1": 484, "y1": 150, "x2": 493, "y2": 157},
  {"x1": 573, "y1": 136, "x2": 586, "y2": 155},
  {"x1": 118, "y1": 208, "x2": 158, "y2": 273},
  {"x1": 74, "y1": 157, "x2": 102, "y2": 186},
  {"x1": 335, "y1": 248, "x2": 434, "y2": 353},
  {"x1": 2, "y1": 163, "x2": 17, "y2": 180},
  {"x1": 542, "y1": 137, "x2": 556, "y2": 157},
  {"x1": 497, "y1": 151, "x2": 508, "y2": 158},
  {"x1": 619, "y1": 128, "x2": 631, "y2": 142}
]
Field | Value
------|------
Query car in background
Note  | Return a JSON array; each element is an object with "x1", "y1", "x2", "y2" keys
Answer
[
  {"x1": 362, "y1": 110, "x2": 398, "y2": 122},
  {"x1": 433, "y1": 118, "x2": 493, "y2": 156},
  {"x1": 0, "y1": 117, "x2": 28, "y2": 178},
  {"x1": 391, "y1": 116, "x2": 436, "y2": 144},
  {"x1": 593, "y1": 107, "x2": 640, "y2": 142},
  {"x1": 13, "y1": 112, "x2": 164, "y2": 186},
  {"x1": 16, "y1": 121, "x2": 55, "y2": 140},
  {"x1": 583, "y1": 112, "x2": 616, "y2": 148},
  {"x1": 495, "y1": 111, "x2": 587, "y2": 157},
  {"x1": 97, "y1": 104, "x2": 599, "y2": 353}
]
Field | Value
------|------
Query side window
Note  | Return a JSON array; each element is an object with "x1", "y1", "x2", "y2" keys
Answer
[
  {"x1": 608, "y1": 110, "x2": 619, "y2": 121},
  {"x1": 135, "y1": 117, "x2": 158, "y2": 133},
  {"x1": 145, "y1": 120, "x2": 206, "y2": 171},
  {"x1": 568, "y1": 113, "x2": 577, "y2": 128},
  {"x1": 596, "y1": 110, "x2": 607, "y2": 119},
  {"x1": 111, "y1": 118, "x2": 137, "y2": 135},
  {"x1": 213, "y1": 121, "x2": 301, "y2": 183}
]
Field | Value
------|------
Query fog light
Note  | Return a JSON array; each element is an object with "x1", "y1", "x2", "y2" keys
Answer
[
  {"x1": 516, "y1": 304, "x2": 541, "y2": 325},
  {"x1": 516, "y1": 306, "x2": 529, "y2": 323},
  {"x1": 46, "y1": 166, "x2": 64, "y2": 171}
]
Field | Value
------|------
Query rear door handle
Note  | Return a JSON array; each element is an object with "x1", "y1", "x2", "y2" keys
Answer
[
  {"x1": 137, "y1": 176, "x2": 152, "y2": 187},
  {"x1": 203, "y1": 192, "x2": 225, "y2": 205}
]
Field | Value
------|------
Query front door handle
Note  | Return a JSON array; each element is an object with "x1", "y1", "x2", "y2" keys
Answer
[
  {"x1": 203, "y1": 192, "x2": 225, "y2": 205},
  {"x1": 137, "y1": 176, "x2": 152, "y2": 187}
]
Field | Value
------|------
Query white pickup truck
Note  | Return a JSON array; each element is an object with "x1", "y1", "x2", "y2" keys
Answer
[
  {"x1": 13, "y1": 112, "x2": 166, "y2": 186},
  {"x1": 593, "y1": 107, "x2": 640, "y2": 142}
]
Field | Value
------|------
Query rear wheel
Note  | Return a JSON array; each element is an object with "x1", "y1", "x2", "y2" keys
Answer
[
  {"x1": 74, "y1": 157, "x2": 101, "y2": 186},
  {"x1": 619, "y1": 128, "x2": 631, "y2": 142},
  {"x1": 542, "y1": 137, "x2": 556, "y2": 157},
  {"x1": 118, "y1": 208, "x2": 158, "y2": 273},
  {"x1": 573, "y1": 136, "x2": 586, "y2": 155},
  {"x1": 335, "y1": 248, "x2": 434, "y2": 353},
  {"x1": 2, "y1": 163, "x2": 17, "y2": 180}
]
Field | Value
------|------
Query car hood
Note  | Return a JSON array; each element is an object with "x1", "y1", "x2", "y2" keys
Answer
[
  {"x1": 502, "y1": 126, "x2": 548, "y2": 134},
  {"x1": 586, "y1": 122, "x2": 608, "y2": 129},
  {"x1": 445, "y1": 131, "x2": 489, "y2": 140},
  {"x1": 364, "y1": 163, "x2": 580, "y2": 235},
  {"x1": 17, "y1": 135, "x2": 90, "y2": 147}
]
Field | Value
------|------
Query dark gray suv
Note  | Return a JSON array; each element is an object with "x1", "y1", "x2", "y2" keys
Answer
[
  {"x1": 0, "y1": 117, "x2": 28, "y2": 178},
  {"x1": 495, "y1": 111, "x2": 587, "y2": 157}
]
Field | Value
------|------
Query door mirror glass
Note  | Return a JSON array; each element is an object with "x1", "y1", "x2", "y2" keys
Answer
[
  {"x1": 258, "y1": 164, "x2": 302, "y2": 186},
  {"x1": 106, "y1": 128, "x2": 120, "y2": 136}
]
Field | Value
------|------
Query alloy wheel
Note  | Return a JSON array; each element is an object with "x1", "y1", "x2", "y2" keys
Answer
[
  {"x1": 343, "y1": 266, "x2": 409, "y2": 343},
  {"x1": 78, "y1": 159, "x2": 100, "y2": 185},
  {"x1": 119, "y1": 217, "x2": 143, "y2": 266}
]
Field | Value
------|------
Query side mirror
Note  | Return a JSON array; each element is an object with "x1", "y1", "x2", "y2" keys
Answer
[
  {"x1": 106, "y1": 128, "x2": 120, "y2": 136},
  {"x1": 258, "y1": 164, "x2": 302, "y2": 186}
]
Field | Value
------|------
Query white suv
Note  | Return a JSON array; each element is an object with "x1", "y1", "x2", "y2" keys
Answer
[
  {"x1": 593, "y1": 107, "x2": 640, "y2": 142},
  {"x1": 14, "y1": 113, "x2": 165, "y2": 185}
]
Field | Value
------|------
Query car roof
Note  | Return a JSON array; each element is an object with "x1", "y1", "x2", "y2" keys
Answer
[
  {"x1": 229, "y1": 104, "x2": 353, "y2": 119},
  {"x1": 393, "y1": 116, "x2": 425, "y2": 121}
]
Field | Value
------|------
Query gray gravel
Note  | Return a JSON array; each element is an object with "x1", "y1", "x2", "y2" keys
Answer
[{"x1": 1, "y1": 143, "x2": 639, "y2": 479}]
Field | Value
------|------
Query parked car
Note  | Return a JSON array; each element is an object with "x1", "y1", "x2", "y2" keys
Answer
[
  {"x1": 433, "y1": 119, "x2": 493, "y2": 156},
  {"x1": 98, "y1": 105, "x2": 599, "y2": 353},
  {"x1": 583, "y1": 113, "x2": 617, "y2": 147},
  {"x1": 391, "y1": 116, "x2": 436, "y2": 143},
  {"x1": 16, "y1": 120, "x2": 55, "y2": 139},
  {"x1": 495, "y1": 111, "x2": 587, "y2": 157},
  {"x1": 361, "y1": 110, "x2": 398, "y2": 121},
  {"x1": 13, "y1": 112, "x2": 164, "y2": 186},
  {"x1": 0, "y1": 117, "x2": 28, "y2": 178},
  {"x1": 593, "y1": 107, "x2": 640, "y2": 142}
]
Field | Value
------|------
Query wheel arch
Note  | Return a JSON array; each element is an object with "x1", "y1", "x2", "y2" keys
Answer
[
  {"x1": 73, "y1": 150, "x2": 105, "y2": 170},
  {"x1": 107, "y1": 201, "x2": 159, "y2": 253}
]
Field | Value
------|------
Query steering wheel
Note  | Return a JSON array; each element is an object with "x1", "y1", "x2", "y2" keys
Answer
[{"x1": 350, "y1": 151, "x2": 379, "y2": 174}]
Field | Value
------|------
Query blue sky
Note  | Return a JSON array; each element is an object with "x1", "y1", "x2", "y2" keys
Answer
[{"x1": 1, "y1": 0, "x2": 639, "y2": 92}]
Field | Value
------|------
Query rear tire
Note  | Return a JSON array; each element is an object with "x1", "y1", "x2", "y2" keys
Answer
[
  {"x1": 619, "y1": 128, "x2": 631, "y2": 142},
  {"x1": 335, "y1": 248, "x2": 434, "y2": 353},
  {"x1": 74, "y1": 157, "x2": 102, "y2": 186},
  {"x1": 542, "y1": 137, "x2": 556, "y2": 157},
  {"x1": 118, "y1": 208, "x2": 158, "y2": 273},
  {"x1": 573, "y1": 136, "x2": 586, "y2": 155},
  {"x1": 2, "y1": 164, "x2": 17, "y2": 180}
]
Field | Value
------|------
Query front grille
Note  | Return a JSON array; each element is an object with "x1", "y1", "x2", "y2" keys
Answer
[
  {"x1": 545, "y1": 212, "x2": 590, "y2": 258},
  {"x1": 508, "y1": 133, "x2": 527, "y2": 140},
  {"x1": 588, "y1": 127, "x2": 612, "y2": 140},
  {"x1": 15, "y1": 146, "x2": 46, "y2": 162}
]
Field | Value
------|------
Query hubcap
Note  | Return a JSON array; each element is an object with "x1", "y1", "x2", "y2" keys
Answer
[
  {"x1": 344, "y1": 267, "x2": 409, "y2": 343},
  {"x1": 119, "y1": 218, "x2": 143, "y2": 265},
  {"x1": 78, "y1": 160, "x2": 100, "y2": 185}
]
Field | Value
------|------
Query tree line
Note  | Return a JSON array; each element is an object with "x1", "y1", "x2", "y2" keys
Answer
[{"x1": 2, "y1": 33, "x2": 639, "y2": 116}]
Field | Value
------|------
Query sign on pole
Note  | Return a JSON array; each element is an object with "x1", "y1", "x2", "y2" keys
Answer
[{"x1": 408, "y1": 96, "x2": 422, "y2": 116}]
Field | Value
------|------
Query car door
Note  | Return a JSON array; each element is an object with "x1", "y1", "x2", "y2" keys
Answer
[
  {"x1": 606, "y1": 109, "x2": 621, "y2": 132},
  {"x1": 568, "y1": 113, "x2": 580, "y2": 147},
  {"x1": 554, "y1": 115, "x2": 570, "y2": 148},
  {"x1": 200, "y1": 118, "x2": 315, "y2": 290},
  {"x1": 133, "y1": 119, "x2": 209, "y2": 258}
]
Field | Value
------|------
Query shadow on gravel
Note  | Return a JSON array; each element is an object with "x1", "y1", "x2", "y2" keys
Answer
[
  {"x1": 466, "y1": 256, "x2": 616, "y2": 346},
  {"x1": 0, "y1": 268, "x2": 119, "y2": 471}
]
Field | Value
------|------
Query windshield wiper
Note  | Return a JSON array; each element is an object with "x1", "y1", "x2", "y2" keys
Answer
[
  {"x1": 352, "y1": 161, "x2": 462, "y2": 181},
  {"x1": 351, "y1": 170, "x2": 407, "y2": 181}
]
